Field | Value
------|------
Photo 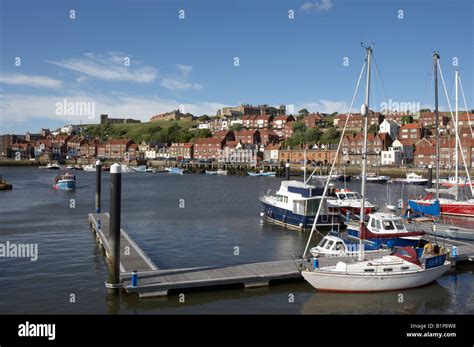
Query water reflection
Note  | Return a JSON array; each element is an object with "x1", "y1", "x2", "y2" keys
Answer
[{"x1": 300, "y1": 281, "x2": 452, "y2": 314}]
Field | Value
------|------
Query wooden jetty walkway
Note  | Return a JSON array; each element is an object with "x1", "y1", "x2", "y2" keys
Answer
[
  {"x1": 88, "y1": 163, "x2": 474, "y2": 298},
  {"x1": 89, "y1": 212, "x2": 158, "y2": 273}
]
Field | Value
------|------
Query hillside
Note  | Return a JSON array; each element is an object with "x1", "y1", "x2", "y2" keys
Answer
[{"x1": 82, "y1": 120, "x2": 200, "y2": 144}]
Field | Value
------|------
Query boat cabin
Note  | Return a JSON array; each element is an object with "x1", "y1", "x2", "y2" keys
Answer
[
  {"x1": 367, "y1": 213, "x2": 407, "y2": 234},
  {"x1": 273, "y1": 180, "x2": 327, "y2": 216}
]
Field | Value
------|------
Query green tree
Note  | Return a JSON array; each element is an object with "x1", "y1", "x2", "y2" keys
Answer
[
  {"x1": 368, "y1": 123, "x2": 379, "y2": 133},
  {"x1": 200, "y1": 115, "x2": 210, "y2": 121},
  {"x1": 420, "y1": 108, "x2": 431, "y2": 113},
  {"x1": 401, "y1": 115, "x2": 413, "y2": 124},
  {"x1": 292, "y1": 122, "x2": 307, "y2": 132},
  {"x1": 229, "y1": 123, "x2": 243, "y2": 132},
  {"x1": 298, "y1": 108, "x2": 309, "y2": 115},
  {"x1": 193, "y1": 129, "x2": 212, "y2": 139},
  {"x1": 320, "y1": 127, "x2": 340, "y2": 144}
]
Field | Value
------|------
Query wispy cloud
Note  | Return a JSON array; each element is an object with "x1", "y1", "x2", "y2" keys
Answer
[
  {"x1": 160, "y1": 64, "x2": 202, "y2": 91},
  {"x1": 0, "y1": 92, "x2": 226, "y2": 125},
  {"x1": 0, "y1": 74, "x2": 62, "y2": 88},
  {"x1": 47, "y1": 52, "x2": 157, "y2": 83},
  {"x1": 300, "y1": 0, "x2": 334, "y2": 12}
]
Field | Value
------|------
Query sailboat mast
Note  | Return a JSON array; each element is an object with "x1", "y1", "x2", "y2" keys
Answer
[
  {"x1": 433, "y1": 52, "x2": 440, "y2": 200},
  {"x1": 454, "y1": 69, "x2": 459, "y2": 201},
  {"x1": 358, "y1": 45, "x2": 372, "y2": 261}
]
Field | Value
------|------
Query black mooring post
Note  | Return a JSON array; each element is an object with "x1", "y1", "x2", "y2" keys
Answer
[
  {"x1": 285, "y1": 160, "x2": 290, "y2": 180},
  {"x1": 427, "y1": 165, "x2": 433, "y2": 189},
  {"x1": 95, "y1": 160, "x2": 102, "y2": 213},
  {"x1": 107, "y1": 163, "x2": 122, "y2": 294}
]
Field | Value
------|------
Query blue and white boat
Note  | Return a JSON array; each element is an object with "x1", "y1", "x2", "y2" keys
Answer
[
  {"x1": 346, "y1": 212, "x2": 425, "y2": 248},
  {"x1": 248, "y1": 171, "x2": 276, "y2": 177},
  {"x1": 260, "y1": 180, "x2": 339, "y2": 230},
  {"x1": 53, "y1": 172, "x2": 76, "y2": 190},
  {"x1": 167, "y1": 167, "x2": 184, "y2": 175}
]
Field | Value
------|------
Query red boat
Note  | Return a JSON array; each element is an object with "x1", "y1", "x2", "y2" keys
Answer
[{"x1": 326, "y1": 189, "x2": 377, "y2": 217}]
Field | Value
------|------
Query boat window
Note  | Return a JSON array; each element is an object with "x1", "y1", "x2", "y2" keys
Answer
[
  {"x1": 364, "y1": 268, "x2": 375, "y2": 272},
  {"x1": 326, "y1": 240, "x2": 334, "y2": 249},
  {"x1": 383, "y1": 268, "x2": 393, "y2": 272},
  {"x1": 305, "y1": 199, "x2": 320, "y2": 215},
  {"x1": 376, "y1": 220, "x2": 382, "y2": 230},
  {"x1": 370, "y1": 218, "x2": 376, "y2": 228},
  {"x1": 319, "y1": 238, "x2": 328, "y2": 248},
  {"x1": 346, "y1": 193, "x2": 355, "y2": 199},
  {"x1": 335, "y1": 242, "x2": 344, "y2": 251},
  {"x1": 393, "y1": 220, "x2": 405, "y2": 230},
  {"x1": 382, "y1": 221, "x2": 395, "y2": 230},
  {"x1": 339, "y1": 193, "x2": 346, "y2": 200},
  {"x1": 354, "y1": 192, "x2": 361, "y2": 199}
]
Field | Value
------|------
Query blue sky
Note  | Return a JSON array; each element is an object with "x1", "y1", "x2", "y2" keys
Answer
[{"x1": 0, "y1": 0, "x2": 472, "y2": 133}]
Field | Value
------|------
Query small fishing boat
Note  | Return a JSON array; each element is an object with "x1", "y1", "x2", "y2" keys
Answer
[
  {"x1": 440, "y1": 176, "x2": 471, "y2": 188},
  {"x1": 391, "y1": 172, "x2": 428, "y2": 185},
  {"x1": 365, "y1": 173, "x2": 390, "y2": 183},
  {"x1": 346, "y1": 212, "x2": 425, "y2": 248},
  {"x1": 53, "y1": 172, "x2": 76, "y2": 190},
  {"x1": 205, "y1": 170, "x2": 218, "y2": 175},
  {"x1": 260, "y1": 180, "x2": 339, "y2": 229},
  {"x1": 42, "y1": 163, "x2": 60, "y2": 170},
  {"x1": 131, "y1": 165, "x2": 147, "y2": 173},
  {"x1": 248, "y1": 171, "x2": 276, "y2": 177},
  {"x1": 0, "y1": 175, "x2": 12, "y2": 190},
  {"x1": 326, "y1": 189, "x2": 377, "y2": 216},
  {"x1": 82, "y1": 164, "x2": 96, "y2": 172},
  {"x1": 167, "y1": 167, "x2": 184, "y2": 175},
  {"x1": 121, "y1": 164, "x2": 135, "y2": 173}
]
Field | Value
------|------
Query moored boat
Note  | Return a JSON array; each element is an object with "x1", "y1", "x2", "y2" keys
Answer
[
  {"x1": 391, "y1": 172, "x2": 428, "y2": 185},
  {"x1": 346, "y1": 212, "x2": 425, "y2": 248},
  {"x1": 167, "y1": 167, "x2": 184, "y2": 175},
  {"x1": 326, "y1": 189, "x2": 377, "y2": 217},
  {"x1": 260, "y1": 180, "x2": 339, "y2": 229}
]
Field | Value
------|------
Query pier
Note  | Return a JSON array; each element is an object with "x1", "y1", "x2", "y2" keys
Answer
[{"x1": 88, "y1": 163, "x2": 474, "y2": 299}]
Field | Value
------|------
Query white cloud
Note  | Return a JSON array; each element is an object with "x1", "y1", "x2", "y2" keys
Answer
[
  {"x1": 47, "y1": 52, "x2": 157, "y2": 83},
  {"x1": 298, "y1": 99, "x2": 350, "y2": 114},
  {"x1": 0, "y1": 92, "x2": 227, "y2": 125},
  {"x1": 0, "y1": 74, "x2": 62, "y2": 88},
  {"x1": 160, "y1": 78, "x2": 202, "y2": 91},
  {"x1": 300, "y1": 0, "x2": 334, "y2": 12},
  {"x1": 160, "y1": 64, "x2": 202, "y2": 91}
]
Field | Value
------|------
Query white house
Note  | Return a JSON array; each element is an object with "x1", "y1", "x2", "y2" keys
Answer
[
  {"x1": 379, "y1": 119, "x2": 400, "y2": 141},
  {"x1": 381, "y1": 138, "x2": 413, "y2": 165}
]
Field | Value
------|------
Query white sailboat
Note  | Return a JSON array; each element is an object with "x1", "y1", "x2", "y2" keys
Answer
[{"x1": 301, "y1": 47, "x2": 450, "y2": 292}]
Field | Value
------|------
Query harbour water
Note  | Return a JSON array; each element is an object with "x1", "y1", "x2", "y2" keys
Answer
[{"x1": 0, "y1": 167, "x2": 473, "y2": 314}]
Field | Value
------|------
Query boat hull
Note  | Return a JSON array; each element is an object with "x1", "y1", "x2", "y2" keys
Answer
[
  {"x1": 413, "y1": 200, "x2": 474, "y2": 217},
  {"x1": 54, "y1": 180, "x2": 76, "y2": 190},
  {"x1": 261, "y1": 201, "x2": 337, "y2": 229},
  {"x1": 302, "y1": 263, "x2": 450, "y2": 292}
]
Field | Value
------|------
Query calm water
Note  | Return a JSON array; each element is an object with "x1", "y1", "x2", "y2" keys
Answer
[{"x1": 0, "y1": 167, "x2": 473, "y2": 314}]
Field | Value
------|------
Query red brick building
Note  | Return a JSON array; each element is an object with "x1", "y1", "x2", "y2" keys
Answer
[
  {"x1": 303, "y1": 113, "x2": 323, "y2": 128},
  {"x1": 169, "y1": 143, "x2": 194, "y2": 159},
  {"x1": 258, "y1": 129, "x2": 279, "y2": 145},
  {"x1": 399, "y1": 122, "x2": 424, "y2": 144},
  {"x1": 235, "y1": 129, "x2": 260, "y2": 145},
  {"x1": 194, "y1": 138, "x2": 225, "y2": 160},
  {"x1": 272, "y1": 115, "x2": 295, "y2": 138},
  {"x1": 105, "y1": 139, "x2": 133, "y2": 160}
]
